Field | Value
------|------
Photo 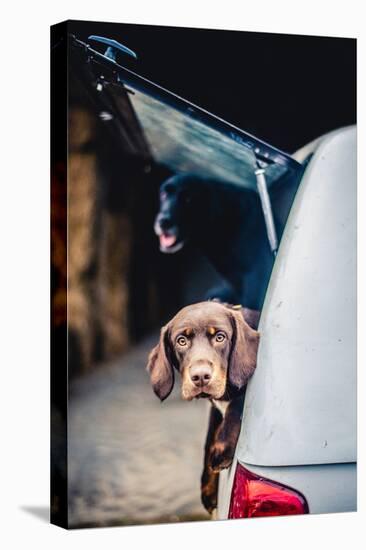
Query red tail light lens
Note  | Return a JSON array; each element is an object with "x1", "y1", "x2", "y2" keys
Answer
[{"x1": 229, "y1": 463, "x2": 309, "y2": 519}]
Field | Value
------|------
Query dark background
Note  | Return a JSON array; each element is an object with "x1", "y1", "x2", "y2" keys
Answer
[{"x1": 69, "y1": 19, "x2": 356, "y2": 153}]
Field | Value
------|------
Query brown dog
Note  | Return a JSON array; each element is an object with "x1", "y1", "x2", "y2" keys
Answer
[{"x1": 147, "y1": 300, "x2": 260, "y2": 514}]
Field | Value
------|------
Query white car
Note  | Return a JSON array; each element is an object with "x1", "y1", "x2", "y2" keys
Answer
[{"x1": 217, "y1": 126, "x2": 357, "y2": 519}]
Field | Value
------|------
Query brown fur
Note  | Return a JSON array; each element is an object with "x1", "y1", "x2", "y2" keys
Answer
[
  {"x1": 147, "y1": 324, "x2": 175, "y2": 400},
  {"x1": 147, "y1": 301, "x2": 260, "y2": 513}
]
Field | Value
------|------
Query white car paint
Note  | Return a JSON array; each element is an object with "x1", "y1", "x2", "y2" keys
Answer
[{"x1": 217, "y1": 126, "x2": 357, "y2": 517}]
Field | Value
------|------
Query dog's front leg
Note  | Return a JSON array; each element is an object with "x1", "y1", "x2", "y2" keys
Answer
[
  {"x1": 201, "y1": 404, "x2": 223, "y2": 514},
  {"x1": 210, "y1": 394, "x2": 244, "y2": 473}
]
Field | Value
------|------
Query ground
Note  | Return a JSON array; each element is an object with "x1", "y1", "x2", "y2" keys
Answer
[{"x1": 68, "y1": 334, "x2": 211, "y2": 527}]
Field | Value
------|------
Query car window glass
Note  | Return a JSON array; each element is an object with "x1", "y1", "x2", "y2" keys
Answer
[{"x1": 127, "y1": 84, "x2": 288, "y2": 189}]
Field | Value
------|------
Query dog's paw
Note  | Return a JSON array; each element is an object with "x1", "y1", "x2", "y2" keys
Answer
[
  {"x1": 201, "y1": 485, "x2": 218, "y2": 514},
  {"x1": 211, "y1": 508, "x2": 218, "y2": 521},
  {"x1": 201, "y1": 470, "x2": 219, "y2": 514},
  {"x1": 209, "y1": 441, "x2": 235, "y2": 473}
]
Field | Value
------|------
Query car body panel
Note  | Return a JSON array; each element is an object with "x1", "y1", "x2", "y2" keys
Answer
[{"x1": 236, "y1": 126, "x2": 356, "y2": 467}]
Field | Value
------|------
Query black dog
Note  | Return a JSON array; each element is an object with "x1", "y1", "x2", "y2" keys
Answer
[{"x1": 154, "y1": 174, "x2": 278, "y2": 310}]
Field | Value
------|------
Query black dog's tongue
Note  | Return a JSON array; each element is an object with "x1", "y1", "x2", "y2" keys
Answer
[{"x1": 160, "y1": 233, "x2": 177, "y2": 248}]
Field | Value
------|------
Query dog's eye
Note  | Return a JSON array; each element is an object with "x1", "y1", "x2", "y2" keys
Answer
[
  {"x1": 215, "y1": 332, "x2": 226, "y2": 343},
  {"x1": 176, "y1": 335, "x2": 188, "y2": 346}
]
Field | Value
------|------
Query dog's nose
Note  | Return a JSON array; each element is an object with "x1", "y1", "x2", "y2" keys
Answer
[
  {"x1": 190, "y1": 364, "x2": 212, "y2": 387},
  {"x1": 156, "y1": 214, "x2": 174, "y2": 231}
]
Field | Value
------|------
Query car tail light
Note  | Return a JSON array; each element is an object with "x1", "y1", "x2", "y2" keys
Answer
[{"x1": 229, "y1": 463, "x2": 309, "y2": 519}]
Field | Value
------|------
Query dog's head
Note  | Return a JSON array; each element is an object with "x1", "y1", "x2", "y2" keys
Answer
[
  {"x1": 154, "y1": 175, "x2": 203, "y2": 254},
  {"x1": 147, "y1": 301, "x2": 260, "y2": 401}
]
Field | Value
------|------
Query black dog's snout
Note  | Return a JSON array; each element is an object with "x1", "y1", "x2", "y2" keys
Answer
[
  {"x1": 190, "y1": 364, "x2": 213, "y2": 387},
  {"x1": 156, "y1": 214, "x2": 174, "y2": 231}
]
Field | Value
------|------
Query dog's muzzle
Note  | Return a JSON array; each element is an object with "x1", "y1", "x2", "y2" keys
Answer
[{"x1": 154, "y1": 217, "x2": 185, "y2": 253}]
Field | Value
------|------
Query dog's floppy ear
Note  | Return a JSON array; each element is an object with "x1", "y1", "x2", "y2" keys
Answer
[
  {"x1": 242, "y1": 307, "x2": 261, "y2": 330},
  {"x1": 147, "y1": 324, "x2": 175, "y2": 401},
  {"x1": 228, "y1": 308, "x2": 260, "y2": 390}
]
